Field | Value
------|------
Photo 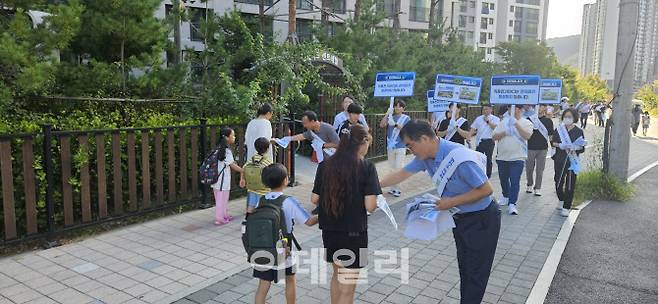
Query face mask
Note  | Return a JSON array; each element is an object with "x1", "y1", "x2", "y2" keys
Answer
[{"x1": 563, "y1": 117, "x2": 574, "y2": 125}]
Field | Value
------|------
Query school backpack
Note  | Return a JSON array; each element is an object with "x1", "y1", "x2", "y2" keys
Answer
[
  {"x1": 242, "y1": 154, "x2": 272, "y2": 194},
  {"x1": 199, "y1": 148, "x2": 226, "y2": 185},
  {"x1": 241, "y1": 195, "x2": 300, "y2": 266}
]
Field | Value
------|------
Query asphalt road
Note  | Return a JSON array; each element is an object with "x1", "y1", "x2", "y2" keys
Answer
[{"x1": 544, "y1": 165, "x2": 658, "y2": 303}]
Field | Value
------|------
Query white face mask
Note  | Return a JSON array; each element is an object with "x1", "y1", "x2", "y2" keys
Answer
[{"x1": 563, "y1": 117, "x2": 574, "y2": 125}]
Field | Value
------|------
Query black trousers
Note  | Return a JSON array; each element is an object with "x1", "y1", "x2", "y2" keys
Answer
[
  {"x1": 632, "y1": 123, "x2": 640, "y2": 135},
  {"x1": 453, "y1": 201, "x2": 501, "y2": 304},
  {"x1": 554, "y1": 159, "x2": 577, "y2": 209},
  {"x1": 476, "y1": 139, "x2": 495, "y2": 178},
  {"x1": 580, "y1": 113, "x2": 589, "y2": 128}
]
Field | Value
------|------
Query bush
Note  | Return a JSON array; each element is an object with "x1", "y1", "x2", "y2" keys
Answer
[{"x1": 574, "y1": 170, "x2": 635, "y2": 205}]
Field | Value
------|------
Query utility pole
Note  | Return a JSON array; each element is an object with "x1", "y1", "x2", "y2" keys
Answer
[{"x1": 608, "y1": 0, "x2": 640, "y2": 181}]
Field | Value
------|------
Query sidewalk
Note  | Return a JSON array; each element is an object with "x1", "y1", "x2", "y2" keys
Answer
[
  {"x1": 1, "y1": 121, "x2": 656, "y2": 304},
  {"x1": 544, "y1": 165, "x2": 658, "y2": 304}
]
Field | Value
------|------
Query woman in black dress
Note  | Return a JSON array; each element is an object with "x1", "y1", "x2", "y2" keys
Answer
[{"x1": 311, "y1": 124, "x2": 381, "y2": 303}]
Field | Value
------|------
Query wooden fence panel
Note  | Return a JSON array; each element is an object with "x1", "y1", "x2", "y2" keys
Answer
[
  {"x1": 167, "y1": 129, "x2": 176, "y2": 203},
  {"x1": 78, "y1": 135, "x2": 92, "y2": 223},
  {"x1": 96, "y1": 134, "x2": 108, "y2": 219},
  {"x1": 0, "y1": 140, "x2": 16, "y2": 240},
  {"x1": 154, "y1": 131, "x2": 164, "y2": 205},
  {"x1": 111, "y1": 133, "x2": 123, "y2": 215},
  {"x1": 141, "y1": 131, "x2": 151, "y2": 209},
  {"x1": 179, "y1": 130, "x2": 187, "y2": 197},
  {"x1": 60, "y1": 136, "x2": 74, "y2": 226},
  {"x1": 190, "y1": 129, "x2": 198, "y2": 195},
  {"x1": 21, "y1": 139, "x2": 37, "y2": 235},
  {"x1": 127, "y1": 132, "x2": 137, "y2": 211}
]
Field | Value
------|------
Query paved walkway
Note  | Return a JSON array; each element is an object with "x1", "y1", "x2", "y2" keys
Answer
[
  {"x1": 545, "y1": 166, "x2": 658, "y2": 304},
  {"x1": 1, "y1": 120, "x2": 657, "y2": 304}
]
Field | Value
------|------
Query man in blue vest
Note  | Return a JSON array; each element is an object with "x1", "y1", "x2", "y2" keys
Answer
[{"x1": 380, "y1": 119, "x2": 501, "y2": 304}]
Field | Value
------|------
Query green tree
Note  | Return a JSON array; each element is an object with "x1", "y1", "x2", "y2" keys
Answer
[
  {"x1": 496, "y1": 40, "x2": 562, "y2": 76},
  {"x1": 575, "y1": 74, "x2": 609, "y2": 102},
  {"x1": 635, "y1": 80, "x2": 658, "y2": 112}
]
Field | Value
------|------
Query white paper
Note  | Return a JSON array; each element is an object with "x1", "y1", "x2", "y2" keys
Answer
[
  {"x1": 274, "y1": 136, "x2": 292, "y2": 148},
  {"x1": 403, "y1": 196, "x2": 456, "y2": 241},
  {"x1": 323, "y1": 148, "x2": 336, "y2": 156},
  {"x1": 311, "y1": 138, "x2": 326, "y2": 162},
  {"x1": 376, "y1": 195, "x2": 398, "y2": 230}
]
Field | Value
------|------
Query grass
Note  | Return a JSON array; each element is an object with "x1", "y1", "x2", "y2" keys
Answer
[{"x1": 574, "y1": 170, "x2": 635, "y2": 205}]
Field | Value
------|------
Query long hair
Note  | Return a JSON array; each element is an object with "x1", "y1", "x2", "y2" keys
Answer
[
  {"x1": 321, "y1": 124, "x2": 370, "y2": 218},
  {"x1": 217, "y1": 127, "x2": 233, "y2": 161}
]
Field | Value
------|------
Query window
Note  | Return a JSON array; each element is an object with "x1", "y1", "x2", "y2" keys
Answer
[
  {"x1": 459, "y1": 15, "x2": 467, "y2": 27},
  {"x1": 480, "y1": 32, "x2": 487, "y2": 44},
  {"x1": 479, "y1": 47, "x2": 486, "y2": 53},
  {"x1": 458, "y1": 31, "x2": 465, "y2": 42},
  {"x1": 481, "y1": 3, "x2": 490, "y2": 14},
  {"x1": 469, "y1": 1, "x2": 476, "y2": 8},
  {"x1": 514, "y1": 20, "x2": 522, "y2": 32},
  {"x1": 487, "y1": 48, "x2": 492, "y2": 55},
  {"x1": 526, "y1": 21, "x2": 538, "y2": 34},
  {"x1": 481, "y1": 17, "x2": 488, "y2": 29},
  {"x1": 241, "y1": 13, "x2": 274, "y2": 42},
  {"x1": 326, "y1": 22, "x2": 343, "y2": 36},
  {"x1": 509, "y1": 20, "x2": 513, "y2": 26},
  {"x1": 377, "y1": 0, "x2": 395, "y2": 16},
  {"x1": 296, "y1": 19, "x2": 313, "y2": 42},
  {"x1": 516, "y1": 0, "x2": 540, "y2": 5},
  {"x1": 189, "y1": 7, "x2": 212, "y2": 42},
  {"x1": 513, "y1": 34, "x2": 521, "y2": 41},
  {"x1": 330, "y1": 0, "x2": 346, "y2": 14},
  {"x1": 468, "y1": 16, "x2": 475, "y2": 23},
  {"x1": 460, "y1": 4, "x2": 467, "y2": 12},
  {"x1": 466, "y1": 31, "x2": 474, "y2": 40},
  {"x1": 510, "y1": 6, "x2": 514, "y2": 12},
  {"x1": 508, "y1": 34, "x2": 513, "y2": 41},
  {"x1": 488, "y1": 32, "x2": 493, "y2": 39},
  {"x1": 235, "y1": 0, "x2": 273, "y2": 5},
  {"x1": 297, "y1": 0, "x2": 313, "y2": 10},
  {"x1": 489, "y1": 18, "x2": 494, "y2": 24},
  {"x1": 515, "y1": 7, "x2": 523, "y2": 18},
  {"x1": 490, "y1": 3, "x2": 494, "y2": 10},
  {"x1": 527, "y1": 8, "x2": 540, "y2": 21},
  {"x1": 409, "y1": 0, "x2": 431, "y2": 22}
]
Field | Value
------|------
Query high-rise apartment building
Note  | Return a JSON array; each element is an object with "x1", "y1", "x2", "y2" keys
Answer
[
  {"x1": 157, "y1": 0, "x2": 548, "y2": 64},
  {"x1": 633, "y1": 0, "x2": 658, "y2": 88}
]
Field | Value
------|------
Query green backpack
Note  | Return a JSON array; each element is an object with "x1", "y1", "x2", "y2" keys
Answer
[
  {"x1": 243, "y1": 154, "x2": 272, "y2": 194},
  {"x1": 241, "y1": 195, "x2": 301, "y2": 267}
]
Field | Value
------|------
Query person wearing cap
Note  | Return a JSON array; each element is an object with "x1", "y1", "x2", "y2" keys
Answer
[
  {"x1": 333, "y1": 95, "x2": 368, "y2": 133},
  {"x1": 337, "y1": 103, "x2": 368, "y2": 134},
  {"x1": 379, "y1": 120, "x2": 500, "y2": 304},
  {"x1": 560, "y1": 97, "x2": 570, "y2": 116}
]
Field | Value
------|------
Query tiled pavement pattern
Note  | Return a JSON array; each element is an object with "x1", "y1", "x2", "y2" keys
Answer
[
  {"x1": 174, "y1": 160, "x2": 568, "y2": 304},
  {"x1": 0, "y1": 155, "x2": 433, "y2": 304}
]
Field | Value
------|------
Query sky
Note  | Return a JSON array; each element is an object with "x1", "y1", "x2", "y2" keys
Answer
[{"x1": 546, "y1": 0, "x2": 596, "y2": 39}]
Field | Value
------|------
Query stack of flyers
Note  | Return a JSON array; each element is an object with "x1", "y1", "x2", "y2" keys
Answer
[{"x1": 403, "y1": 194, "x2": 459, "y2": 241}]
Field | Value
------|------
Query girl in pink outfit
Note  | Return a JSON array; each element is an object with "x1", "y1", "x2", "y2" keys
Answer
[{"x1": 211, "y1": 127, "x2": 243, "y2": 225}]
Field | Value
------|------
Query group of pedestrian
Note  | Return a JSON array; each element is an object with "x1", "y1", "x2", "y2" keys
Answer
[
  {"x1": 632, "y1": 104, "x2": 652, "y2": 136},
  {"x1": 205, "y1": 95, "x2": 594, "y2": 304}
]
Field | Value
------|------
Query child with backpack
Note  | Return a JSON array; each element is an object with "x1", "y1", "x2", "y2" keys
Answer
[
  {"x1": 243, "y1": 164, "x2": 318, "y2": 304},
  {"x1": 211, "y1": 127, "x2": 244, "y2": 225},
  {"x1": 240, "y1": 137, "x2": 273, "y2": 213}
]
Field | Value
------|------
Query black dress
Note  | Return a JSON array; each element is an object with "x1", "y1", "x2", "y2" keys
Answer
[{"x1": 312, "y1": 160, "x2": 382, "y2": 269}]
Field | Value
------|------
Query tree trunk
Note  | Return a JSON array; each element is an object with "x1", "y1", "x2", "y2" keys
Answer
[
  {"x1": 354, "y1": 0, "x2": 361, "y2": 23},
  {"x1": 393, "y1": 0, "x2": 401, "y2": 34},
  {"x1": 321, "y1": 0, "x2": 329, "y2": 30},
  {"x1": 288, "y1": 0, "x2": 298, "y2": 43},
  {"x1": 172, "y1": 0, "x2": 181, "y2": 65},
  {"x1": 259, "y1": 0, "x2": 266, "y2": 34},
  {"x1": 428, "y1": 0, "x2": 438, "y2": 47}
]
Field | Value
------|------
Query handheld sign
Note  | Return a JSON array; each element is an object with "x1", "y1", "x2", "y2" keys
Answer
[
  {"x1": 434, "y1": 74, "x2": 483, "y2": 105},
  {"x1": 490, "y1": 75, "x2": 540, "y2": 105},
  {"x1": 427, "y1": 90, "x2": 450, "y2": 113},
  {"x1": 539, "y1": 79, "x2": 563, "y2": 104},
  {"x1": 374, "y1": 72, "x2": 416, "y2": 97}
]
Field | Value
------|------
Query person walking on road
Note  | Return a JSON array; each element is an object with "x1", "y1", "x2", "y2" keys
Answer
[
  {"x1": 380, "y1": 120, "x2": 500, "y2": 304},
  {"x1": 333, "y1": 95, "x2": 368, "y2": 133},
  {"x1": 642, "y1": 111, "x2": 651, "y2": 136},
  {"x1": 245, "y1": 103, "x2": 274, "y2": 161},
  {"x1": 578, "y1": 101, "x2": 591, "y2": 129},
  {"x1": 492, "y1": 105, "x2": 533, "y2": 215},
  {"x1": 471, "y1": 104, "x2": 500, "y2": 178},
  {"x1": 551, "y1": 109, "x2": 586, "y2": 217},
  {"x1": 525, "y1": 105, "x2": 554, "y2": 197},
  {"x1": 379, "y1": 99, "x2": 410, "y2": 197},
  {"x1": 311, "y1": 125, "x2": 380, "y2": 304},
  {"x1": 632, "y1": 104, "x2": 643, "y2": 136}
]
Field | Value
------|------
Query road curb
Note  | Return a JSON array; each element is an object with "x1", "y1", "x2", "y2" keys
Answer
[{"x1": 526, "y1": 159, "x2": 658, "y2": 304}]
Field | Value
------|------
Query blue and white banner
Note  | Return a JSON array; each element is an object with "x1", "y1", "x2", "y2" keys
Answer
[
  {"x1": 539, "y1": 79, "x2": 563, "y2": 104},
  {"x1": 374, "y1": 72, "x2": 416, "y2": 97},
  {"x1": 490, "y1": 75, "x2": 540, "y2": 105},
  {"x1": 427, "y1": 90, "x2": 451, "y2": 113},
  {"x1": 433, "y1": 74, "x2": 482, "y2": 105}
]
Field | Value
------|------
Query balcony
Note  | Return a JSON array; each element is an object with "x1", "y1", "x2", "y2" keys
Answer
[
  {"x1": 409, "y1": 6, "x2": 430, "y2": 22},
  {"x1": 235, "y1": 0, "x2": 274, "y2": 5}
]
